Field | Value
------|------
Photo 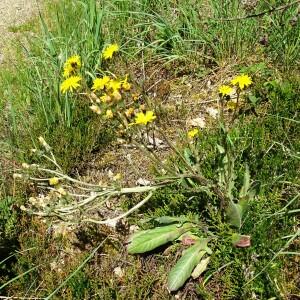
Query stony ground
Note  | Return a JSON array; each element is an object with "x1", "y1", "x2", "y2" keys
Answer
[{"x1": 0, "y1": 0, "x2": 37, "y2": 62}]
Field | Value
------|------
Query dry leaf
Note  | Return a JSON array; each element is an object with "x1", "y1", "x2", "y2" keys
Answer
[{"x1": 233, "y1": 235, "x2": 251, "y2": 248}]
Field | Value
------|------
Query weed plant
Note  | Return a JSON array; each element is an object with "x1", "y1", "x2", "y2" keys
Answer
[{"x1": 0, "y1": 0, "x2": 299, "y2": 299}]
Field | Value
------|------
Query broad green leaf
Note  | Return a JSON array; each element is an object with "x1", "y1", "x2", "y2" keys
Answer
[
  {"x1": 128, "y1": 223, "x2": 194, "y2": 254},
  {"x1": 167, "y1": 239, "x2": 208, "y2": 292},
  {"x1": 191, "y1": 257, "x2": 210, "y2": 279},
  {"x1": 127, "y1": 228, "x2": 150, "y2": 243},
  {"x1": 226, "y1": 201, "x2": 243, "y2": 228}
]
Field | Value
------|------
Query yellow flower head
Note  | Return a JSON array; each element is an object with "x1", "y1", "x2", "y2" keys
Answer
[
  {"x1": 66, "y1": 55, "x2": 81, "y2": 69},
  {"x1": 107, "y1": 79, "x2": 122, "y2": 92},
  {"x1": 100, "y1": 94, "x2": 112, "y2": 103},
  {"x1": 63, "y1": 64, "x2": 74, "y2": 78},
  {"x1": 187, "y1": 128, "x2": 199, "y2": 139},
  {"x1": 134, "y1": 111, "x2": 156, "y2": 125},
  {"x1": 49, "y1": 177, "x2": 59, "y2": 186},
  {"x1": 121, "y1": 75, "x2": 131, "y2": 91},
  {"x1": 113, "y1": 173, "x2": 122, "y2": 181},
  {"x1": 90, "y1": 104, "x2": 101, "y2": 115},
  {"x1": 106, "y1": 109, "x2": 114, "y2": 119},
  {"x1": 231, "y1": 74, "x2": 252, "y2": 90},
  {"x1": 60, "y1": 76, "x2": 81, "y2": 93},
  {"x1": 102, "y1": 43, "x2": 119, "y2": 60},
  {"x1": 219, "y1": 85, "x2": 233, "y2": 97},
  {"x1": 63, "y1": 55, "x2": 81, "y2": 78},
  {"x1": 92, "y1": 76, "x2": 111, "y2": 91}
]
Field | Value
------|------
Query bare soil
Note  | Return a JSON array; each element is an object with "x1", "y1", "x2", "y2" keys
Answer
[{"x1": 0, "y1": 0, "x2": 38, "y2": 62}]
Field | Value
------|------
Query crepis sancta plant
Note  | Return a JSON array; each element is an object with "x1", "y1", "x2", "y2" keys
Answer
[
  {"x1": 127, "y1": 75, "x2": 256, "y2": 292},
  {"x1": 18, "y1": 62, "x2": 256, "y2": 293},
  {"x1": 127, "y1": 163, "x2": 255, "y2": 292},
  {"x1": 127, "y1": 216, "x2": 213, "y2": 292}
]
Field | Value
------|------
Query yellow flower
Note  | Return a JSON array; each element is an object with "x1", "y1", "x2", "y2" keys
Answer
[
  {"x1": 106, "y1": 109, "x2": 114, "y2": 119},
  {"x1": 121, "y1": 75, "x2": 131, "y2": 91},
  {"x1": 231, "y1": 74, "x2": 252, "y2": 90},
  {"x1": 90, "y1": 104, "x2": 101, "y2": 114},
  {"x1": 92, "y1": 76, "x2": 110, "y2": 91},
  {"x1": 219, "y1": 85, "x2": 233, "y2": 97},
  {"x1": 102, "y1": 43, "x2": 119, "y2": 60},
  {"x1": 113, "y1": 173, "x2": 122, "y2": 181},
  {"x1": 49, "y1": 177, "x2": 59, "y2": 186},
  {"x1": 66, "y1": 55, "x2": 81, "y2": 69},
  {"x1": 187, "y1": 128, "x2": 199, "y2": 139},
  {"x1": 134, "y1": 111, "x2": 156, "y2": 125},
  {"x1": 107, "y1": 79, "x2": 122, "y2": 92},
  {"x1": 60, "y1": 76, "x2": 81, "y2": 93},
  {"x1": 63, "y1": 55, "x2": 81, "y2": 78},
  {"x1": 63, "y1": 64, "x2": 74, "y2": 78},
  {"x1": 100, "y1": 94, "x2": 112, "y2": 103}
]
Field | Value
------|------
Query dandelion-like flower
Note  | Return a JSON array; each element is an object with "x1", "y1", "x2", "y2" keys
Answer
[
  {"x1": 100, "y1": 94, "x2": 112, "y2": 103},
  {"x1": 121, "y1": 75, "x2": 131, "y2": 91},
  {"x1": 231, "y1": 74, "x2": 252, "y2": 90},
  {"x1": 63, "y1": 64, "x2": 73, "y2": 78},
  {"x1": 102, "y1": 44, "x2": 119, "y2": 60},
  {"x1": 60, "y1": 76, "x2": 81, "y2": 93},
  {"x1": 49, "y1": 177, "x2": 59, "y2": 186},
  {"x1": 187, "y1": 128, "x2": 199, "y2": 139},
  {"x1": 107, "y1": 79, "x2": 122, "y2": 92},
  {"x1": 218, "y1": 85, "x2": 233, "y2": 97},
  {"x1": 106, "y1": 109, "x2": 114, "y2": 119},
  {"x1": 92, "y1": 76, "x2": 111, "y2": 91},
  {"x1": 63, "y1": 55, "x2": 81, "y2": 78},
  {"x1": 134, "y1": 111, "x2": 156, "y2": 125},
  {"x1": 113, "y1": 173, "x2": 122, "y2": 181}
]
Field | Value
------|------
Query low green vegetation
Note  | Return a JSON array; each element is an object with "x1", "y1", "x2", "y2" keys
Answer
[{"x1": 0, "y1": 0, "x2": 299, "y2": 299}]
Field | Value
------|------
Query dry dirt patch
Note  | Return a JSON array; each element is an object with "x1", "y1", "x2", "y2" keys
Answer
[{"x1": 0, "y1": 0, "x2": 38, "y2": 62}]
